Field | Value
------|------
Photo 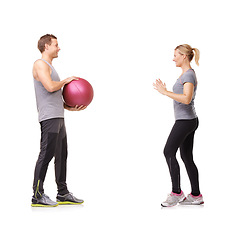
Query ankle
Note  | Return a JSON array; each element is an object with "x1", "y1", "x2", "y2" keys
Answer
[
  {"x1": 172, "y1": 190, "x2": 183, "y2": 196},
  {"x1": 190, "y1": 193, "x2": 202, "y2": 198}
]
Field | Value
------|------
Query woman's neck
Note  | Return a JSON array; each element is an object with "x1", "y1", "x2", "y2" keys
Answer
[{"x1": 181, "y1": 63, "x2": 192, "y2": 74}]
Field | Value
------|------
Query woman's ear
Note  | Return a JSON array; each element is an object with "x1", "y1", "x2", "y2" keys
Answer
[{"x1": 182, "y1": 54, "x2": 187, "y2": 60}]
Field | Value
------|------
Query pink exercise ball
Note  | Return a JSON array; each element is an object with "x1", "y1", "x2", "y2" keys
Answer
[{"x1": 63, "y1": 78, "x2": 94, "y2": 107}]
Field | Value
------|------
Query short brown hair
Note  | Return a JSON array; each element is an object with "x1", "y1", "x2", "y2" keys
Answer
[{"x1": 38, "y1": 34, "x2": 57, "y2": 53}]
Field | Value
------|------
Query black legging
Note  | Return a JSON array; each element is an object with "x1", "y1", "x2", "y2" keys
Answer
[{"x1": 163, "y1": 118, "x2": 200, "y2": 196}]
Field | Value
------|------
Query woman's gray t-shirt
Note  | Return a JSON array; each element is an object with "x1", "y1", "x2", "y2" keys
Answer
[{"x1": 172, "y1": 69, "x2": 197, "y2": 120}]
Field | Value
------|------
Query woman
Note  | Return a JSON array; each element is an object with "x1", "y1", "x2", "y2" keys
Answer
[{"x1": 153, "y1": 44, "x2": 204, "y2": 207}]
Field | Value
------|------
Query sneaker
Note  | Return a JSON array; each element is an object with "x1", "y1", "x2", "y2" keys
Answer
[
  {"x1": 161, "y1": 191, "x2": 185, "y2": 207},
  {"x1": 31, "y1": 194, "x2": 59, "y2": 207},
  {"x1": 56, "y1": 193, "x2": 84, "y2": 205},
  {"x1": 179, "y1": 194, "x2": 204, "y2": 205}
]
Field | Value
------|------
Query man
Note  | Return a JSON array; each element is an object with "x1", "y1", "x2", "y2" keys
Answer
[{"x1": 32, "y1": 34, "x2": 86, "y2": 207}]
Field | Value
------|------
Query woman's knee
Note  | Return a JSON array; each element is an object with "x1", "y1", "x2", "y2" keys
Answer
[{"x1": 163, "y1": 145, "x2": 175, "y2": 160}]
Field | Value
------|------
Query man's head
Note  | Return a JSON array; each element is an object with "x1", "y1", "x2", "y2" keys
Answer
[{"x1": 38, "y1": 34, "x2": 60, "y2": 58}]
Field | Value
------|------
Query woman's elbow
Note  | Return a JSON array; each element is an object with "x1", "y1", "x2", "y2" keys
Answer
[{"x1": 184, "y1": 98, "x2": 192, "y2": 105}]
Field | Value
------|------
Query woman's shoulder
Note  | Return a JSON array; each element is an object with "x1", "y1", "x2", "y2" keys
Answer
[{"x1": 181, "y1": 69, "x2": 197, "y2": 85}]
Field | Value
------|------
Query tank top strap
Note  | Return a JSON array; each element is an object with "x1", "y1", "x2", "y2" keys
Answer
[{"x1": 40, "y1": 59, "x2": 53, "y2": 70}]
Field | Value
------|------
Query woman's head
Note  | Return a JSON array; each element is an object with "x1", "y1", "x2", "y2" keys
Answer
[{"x1": 173, "y1": 44, "x2": 200, "y2": 67}]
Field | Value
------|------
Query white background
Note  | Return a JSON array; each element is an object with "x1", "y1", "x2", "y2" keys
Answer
[{"x1": 0, "y1": 0, "x2": 239, "y2": 239}]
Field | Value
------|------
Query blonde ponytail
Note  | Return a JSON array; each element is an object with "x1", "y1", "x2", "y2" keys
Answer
[
  {"x1": 192, "y1": 48, "x2": 200, "y2": 66},
  {"x1": 175, "y1": 44, "x2": 200, "y2": 66}
]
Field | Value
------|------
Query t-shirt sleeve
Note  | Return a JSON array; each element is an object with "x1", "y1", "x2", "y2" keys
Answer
[{"x1": 182, "y1": 72, "x2": 196, "y2": 86}]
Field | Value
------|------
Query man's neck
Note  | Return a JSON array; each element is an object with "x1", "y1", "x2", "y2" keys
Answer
[{"x1": 41, "y1": 53, "x2": 53, "y2": 65}]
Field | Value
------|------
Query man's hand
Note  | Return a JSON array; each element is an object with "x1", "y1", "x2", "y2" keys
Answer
[
  {"x1": 64, "y1": 103, "x2": 87, "y2": 111},
  {"x1": 63, "y1": 76, "x2": 79, "y2": 85}
]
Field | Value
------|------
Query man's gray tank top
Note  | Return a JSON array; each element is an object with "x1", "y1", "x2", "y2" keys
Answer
[
  {"x1": 172, "y1": 69, "x2": 198, "y2": 120},
  {"x1": 33, "y1": 59, "x2": 64, "y2": 122}
]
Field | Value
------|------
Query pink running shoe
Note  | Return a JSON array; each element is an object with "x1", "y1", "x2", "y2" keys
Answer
[
  {"x1": 161, "y1": 191, "x2": 185, "y2": 207},
  {"x1": 179, "y1": 194, "x2": 204, "y2": 205}
]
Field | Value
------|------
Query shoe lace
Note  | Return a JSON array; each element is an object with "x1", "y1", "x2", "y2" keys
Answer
[
  {"x1": 42, "y1": 193, "x2": 50, "y2": 199},
  {"x1": 165, "y1": 193, "x2": 176, "y2": 202}
]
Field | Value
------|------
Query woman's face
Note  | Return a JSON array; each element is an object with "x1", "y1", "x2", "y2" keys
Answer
[{"x1": 173, "y1": 49, "x2": 185, "y2": 67}]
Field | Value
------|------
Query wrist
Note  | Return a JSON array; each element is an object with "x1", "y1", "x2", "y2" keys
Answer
[
  {"x1": 164, "y1": 90, "x2": 169, "y2": 96},
  {"x1": 62, "y1": 79, "x2": 68, "y2": 86},
  {"x1": 64, "y1": 103, "x2": 70, "y2": 110}
]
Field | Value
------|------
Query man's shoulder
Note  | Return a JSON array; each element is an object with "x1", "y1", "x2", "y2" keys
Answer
[
  {"x1": 34, "y1": 59, "x2": 44, "y2": 66},
  {"x1": 33, "y1": 59, "x2": 50, "y2": 70}
]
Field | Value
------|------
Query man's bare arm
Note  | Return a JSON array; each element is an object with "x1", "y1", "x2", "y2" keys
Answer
[{"x1": 33, "y1": 60, "x2": 77, "y2": 92}]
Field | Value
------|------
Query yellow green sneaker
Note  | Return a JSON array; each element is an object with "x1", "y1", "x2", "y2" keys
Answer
[
  {"x1": 56, "y1": 193, "x2": 84, "y2": 205},
  {"x1": 31, "y1": 194, "x2": 59, "y2": 207}
]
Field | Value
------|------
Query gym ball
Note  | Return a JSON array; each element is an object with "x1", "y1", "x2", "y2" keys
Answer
[{"x1": 63, "y1": 78, "x2": 94, "y2": 107}]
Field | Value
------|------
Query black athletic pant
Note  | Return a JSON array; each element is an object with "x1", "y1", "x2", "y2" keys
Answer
[
  {"x1": 163, "y1": 118, "x2": 200, "y2": 196},
  {"x1": 33, "y1": 118, "x2": 69, "y2": 198}
]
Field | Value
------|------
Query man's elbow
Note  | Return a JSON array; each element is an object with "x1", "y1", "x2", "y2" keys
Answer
[
  {"x1": 46, "y1": 85, "x2": 55, "y2": 93},
  {"x1": 48, "y1": 88, "x2": 55, "y2": 93}
]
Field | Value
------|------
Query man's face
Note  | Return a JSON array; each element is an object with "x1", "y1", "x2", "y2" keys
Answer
[{"x1": 45, "y1": 39, "x2": 60, "y2": 58}]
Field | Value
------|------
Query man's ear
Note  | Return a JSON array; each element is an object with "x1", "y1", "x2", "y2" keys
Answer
[{"x1": 45, "y1": 43, "x2": 49, "y2": 51}]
